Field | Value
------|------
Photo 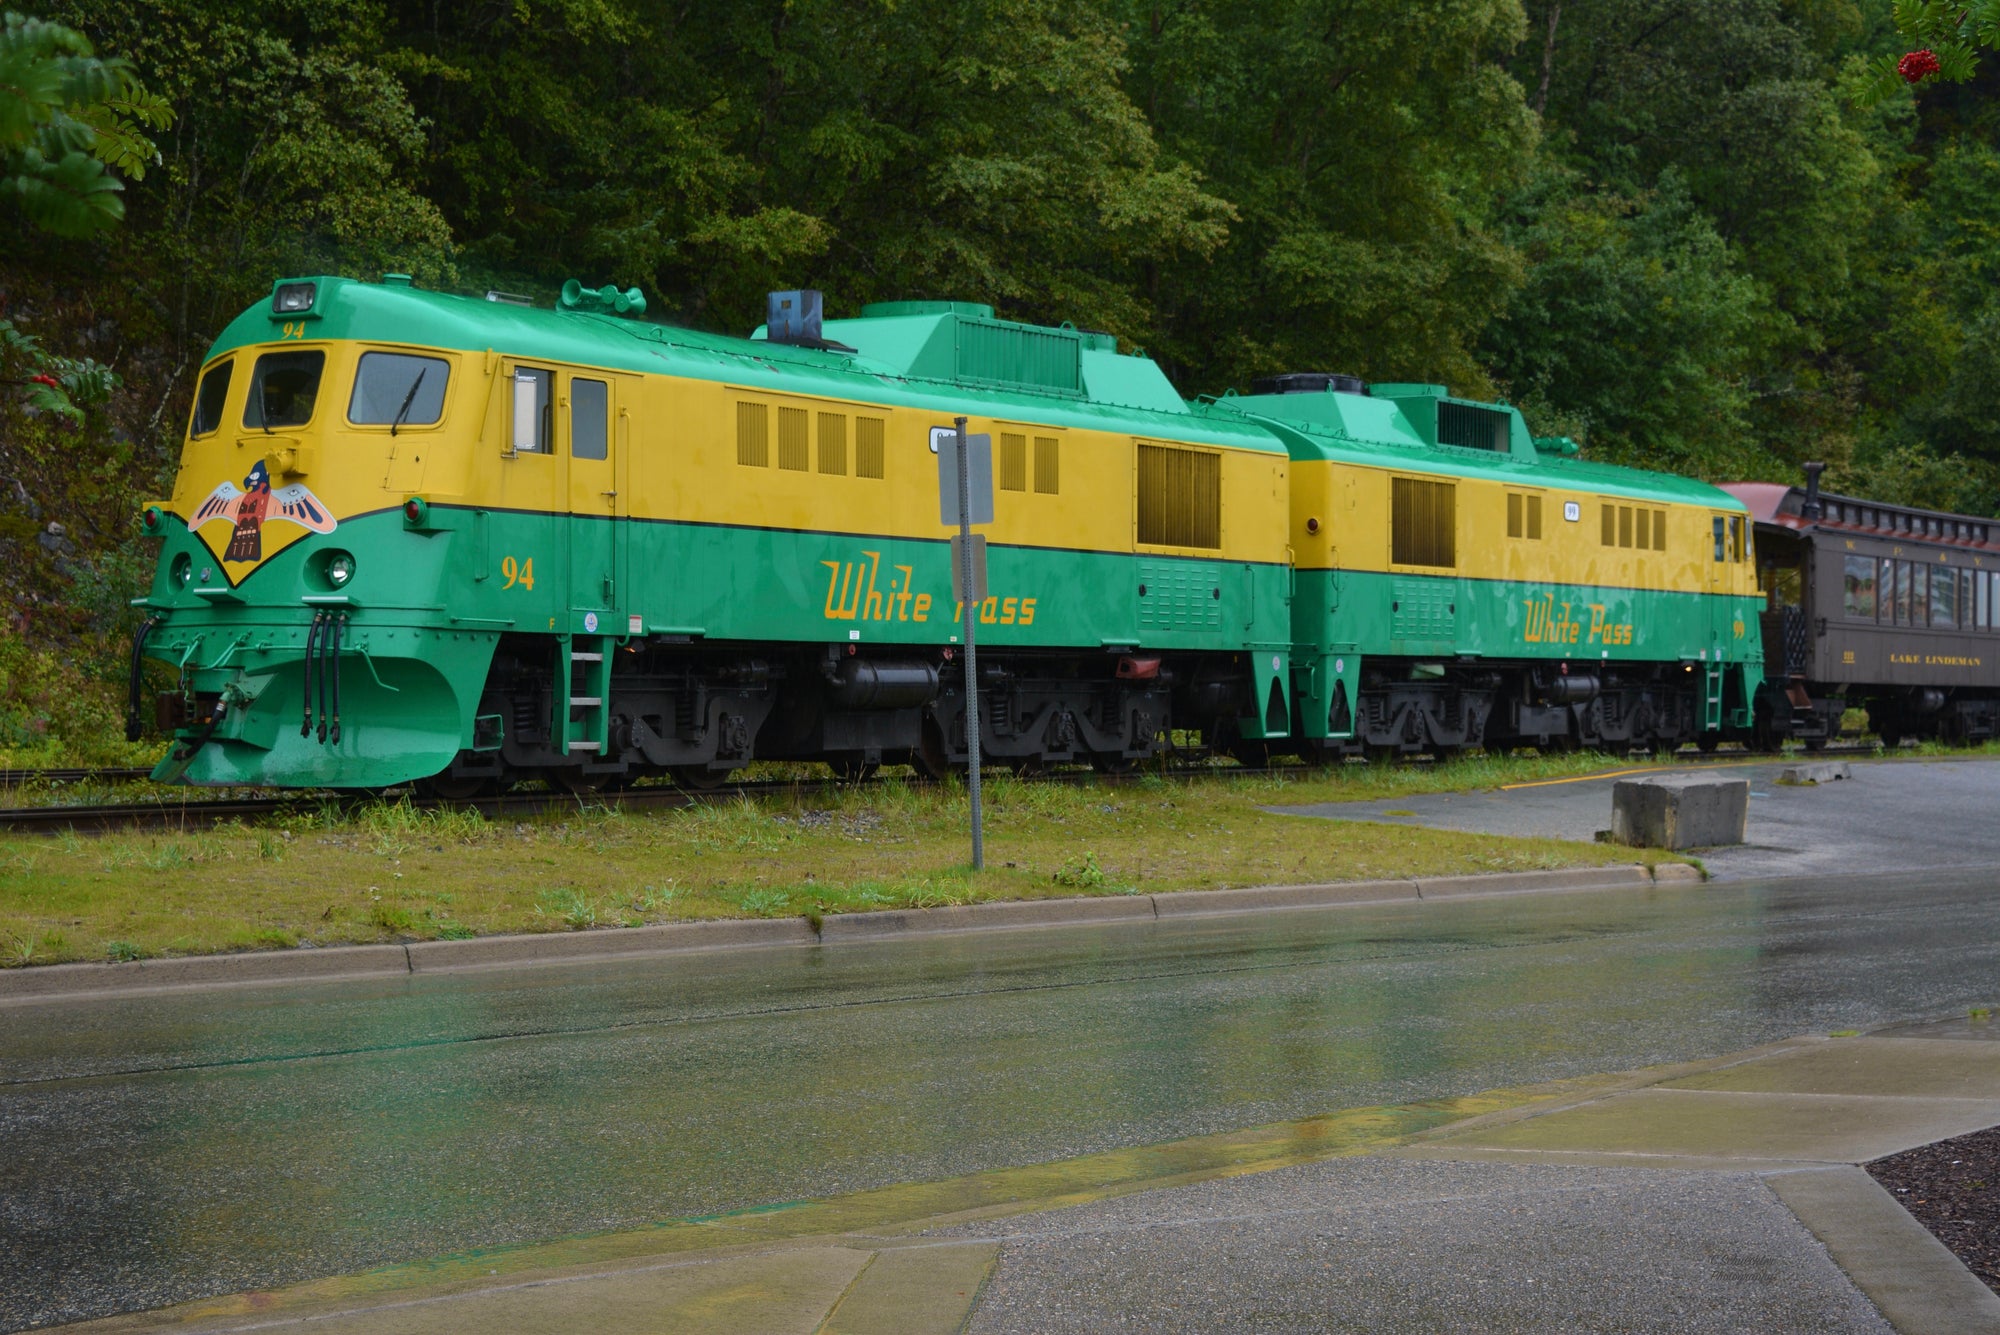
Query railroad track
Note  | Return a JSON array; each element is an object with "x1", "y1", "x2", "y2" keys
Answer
[
  {"x1": 0, "y1": 767, "x2": 156, "y2": 787},
  {"x1": 0, "y1": 740, "x2": 1907, "y2": 836}
]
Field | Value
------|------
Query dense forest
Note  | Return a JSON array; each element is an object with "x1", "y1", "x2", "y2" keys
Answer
[{"x1": 4, "y1": 0, "x2": 1999, "y2": 758}]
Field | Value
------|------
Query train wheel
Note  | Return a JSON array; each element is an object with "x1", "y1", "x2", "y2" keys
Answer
[
  {"x1": 1803, "y1": 735, "x2": 1828, "y2": 753},
  {"x1": 1694, "y1": 734, "x2": 1720, "y2": 755},
  {"x1": 1297, "y1": 737, "x2": 1339, "y2": 767},
  {"x1": 417, "y1": 773, "x2": 492, "y2": 801},
  {"x1": 668, "y1": 765, "x2": 734, "y2": 791},
  {"x1": 913, "y1": 719, "x2": 958, "y2": 780},
  {"x1": 1090, "y1": 752, "x2": 1136, "y2": 775},
  {"x1": 829, "y1": 759, "x2": 880, "y2": 783},
  {"x1": 1228, "y1": 742, "x2": 1272, "y2": 768},
  {"x1": 549, "y1": 769, "x2": 612, "y2": 795}
]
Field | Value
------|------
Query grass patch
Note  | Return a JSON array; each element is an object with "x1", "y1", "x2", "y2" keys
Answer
[{"x1": 0, "y1": 752, "x2": 1692, "y2": 966}]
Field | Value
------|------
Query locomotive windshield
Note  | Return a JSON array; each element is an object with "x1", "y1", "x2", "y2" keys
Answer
[
  {"x1": 243, "y1": 350, "x2": 325, "y2": 429},
  {"x1": 349, "y1": 351, "x2": 449, "y2": 429},
  {"x1": 190, "y1": 359, "x2": 232, "y2": 437}
]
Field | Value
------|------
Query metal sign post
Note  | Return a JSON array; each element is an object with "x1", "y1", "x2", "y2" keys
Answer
[{"x1": 954, "y1": 416, "x2": 985, "y2": 870}]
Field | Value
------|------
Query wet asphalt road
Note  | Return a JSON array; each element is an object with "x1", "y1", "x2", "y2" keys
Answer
[
  {"x1": 1272, "y1": 755, "x2": 2000, "y2": 881},
  {"x1": 6, "y1": 868, "x2": 2000, "y2": 1329}
]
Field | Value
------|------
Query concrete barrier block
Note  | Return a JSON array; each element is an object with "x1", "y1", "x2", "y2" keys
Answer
[
  {"x1": 1779, "y1": 761, "x2": 1852, "y2": 786},
  {"x1": 1611, "y1": 776, "x2": 1749, "y2": 850},
  {"x1": 1651, "y1": 862, "x2": 1706, "y2": 883}
]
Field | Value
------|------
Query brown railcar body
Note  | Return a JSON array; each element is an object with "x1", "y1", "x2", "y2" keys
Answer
[{"x1": 1725, "y1": 481, "x2": 2000, "y2": 747}]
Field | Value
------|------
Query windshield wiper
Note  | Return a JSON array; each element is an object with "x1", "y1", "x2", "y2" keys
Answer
[
  {"x1": 390, "y1": 368, "x2": 428, "y2": 437},
  {"x1": 257, "y1": 376, "x2": 273, "y2": 434}
]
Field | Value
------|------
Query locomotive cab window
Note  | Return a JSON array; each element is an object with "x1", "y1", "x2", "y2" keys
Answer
[
  {"x1": 349, "y1": 351, "x2": 449, "y2": 429},
  {"x1": 571, "y1": 378, "x2": 609, "y2": 461},
  {"x1": 243, "y1": 350, "x2": 325, "y2": 429},
  {"x1": 190, "y1": 359, "x2": 233, "y2": 437},
  {"x1": 509, "y1": 366, "x2": 552, "y2": 454}
]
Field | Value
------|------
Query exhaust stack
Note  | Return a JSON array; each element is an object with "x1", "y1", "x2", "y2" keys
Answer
[{"x1": 1802, "y1": 462, "x2": 1826, "y2": 521}]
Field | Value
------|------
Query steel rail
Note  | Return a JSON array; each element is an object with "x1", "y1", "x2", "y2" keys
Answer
[
  {"x1": 0, "y1": 768, "x2": 156, "y2": 787},
  {"x1": 0, "y1": 740, "x2": 1903, "y2": 835}
]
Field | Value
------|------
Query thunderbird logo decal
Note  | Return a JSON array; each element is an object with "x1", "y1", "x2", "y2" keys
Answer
[{"x1": 191, "y1": 460, "x2": 336, "y2": 563}]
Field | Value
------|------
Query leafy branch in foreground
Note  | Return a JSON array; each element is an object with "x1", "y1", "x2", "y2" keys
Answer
[
  {"x1": 2, "y1": 11, "x2": 168, "y2": 236},
  {"x1": 1852, "y1": 1, "x2": 2000, "y2": 105}
]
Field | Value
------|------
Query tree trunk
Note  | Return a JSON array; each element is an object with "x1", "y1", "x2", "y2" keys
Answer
[{"x1": 1534, "y1": 2, "x2": 1562, "y2": 116}]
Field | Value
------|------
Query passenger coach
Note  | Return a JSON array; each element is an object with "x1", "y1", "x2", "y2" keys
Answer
[{"x1": 1726, "y1": 472, "x2": 2000, "y2": 748}]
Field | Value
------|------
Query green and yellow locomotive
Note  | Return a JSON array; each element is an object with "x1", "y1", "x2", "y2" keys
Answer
[{"x1": 133, "y1": 275, "x2": 1763, "y2": 789}]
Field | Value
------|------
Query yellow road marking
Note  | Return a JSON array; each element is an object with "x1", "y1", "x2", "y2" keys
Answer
[{"x1": 1500, "y1": 759, "x2": 1772, "y2": 791}]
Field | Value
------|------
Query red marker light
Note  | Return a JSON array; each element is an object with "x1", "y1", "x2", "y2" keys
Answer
[{"x1": 404, "y1": 501, "x2": 422, "y2": 522}]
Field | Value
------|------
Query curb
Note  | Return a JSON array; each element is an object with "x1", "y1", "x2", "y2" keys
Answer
[{"x1": 0, "y1": 861, "x2": 1694, "y2": 1004}]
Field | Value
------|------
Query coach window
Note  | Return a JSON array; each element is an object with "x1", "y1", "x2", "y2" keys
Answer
[
  {"x1": 571, "y1": 378, "x2": 609, "y2": 460},
  {"x1": 349, "y1": 351, "x2": 449, "y2": 429},
  {"x1": 244, "y1": 350, "x2": 325, "y2": 429},
  {"x1": 509, "y1": 366, "x2": 552, "y2": 454},
  {"x1": 1931, "y1": 565, "x2": 1958, "y2": 629},
  {"x1": 190, "y1": 360, "x2": 233, "y2": 437},
  {"x1": 1842, "y1": 556, "x2": 1876, "y2": 620}
]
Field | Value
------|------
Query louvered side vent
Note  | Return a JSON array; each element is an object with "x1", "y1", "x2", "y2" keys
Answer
[
  {"x1": 1437, "y1": 402, "x2": 1510, "y2": 452},
  {"x1": 1000, "y1": 433, "x2": 1028, "y2": 491},
  {"x1": 1137, "y1": 444, "x2": 1221, "y2": 549},
  {"x1": 855, "y1": 417, "x2": 885, "y2": 479},
  {"x1": 954, "y1": 318, "x2": 1084, "y2": 396}
]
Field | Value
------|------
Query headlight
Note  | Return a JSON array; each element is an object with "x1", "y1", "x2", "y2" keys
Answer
[
  {"x1": 327, "y1": 552, "x2": 355, "y2": 587},
  {"x1": 272, "y1": 282, "x2": 317, "y2": 314},
  {"x1": 171, "y1": 553, "x2": 192, "y2": 588}
]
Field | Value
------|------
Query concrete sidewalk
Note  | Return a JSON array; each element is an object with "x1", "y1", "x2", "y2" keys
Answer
[{"x1": 59, "y1": 1014, "x2": 2000, "y2": 1334}]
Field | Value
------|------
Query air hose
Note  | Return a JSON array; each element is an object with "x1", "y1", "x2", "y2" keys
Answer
[
  {"x1": 328, "y1": 615, "x2": 344, "y2": 745},
  {"x1": 125, "y1": 615, "x2": 160, "y2": 743},
  {"x1": 301, "y1": 612, "x2": 322, "y2": 738}
]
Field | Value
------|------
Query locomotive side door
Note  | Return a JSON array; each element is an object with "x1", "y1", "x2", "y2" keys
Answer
[{"x1": 564, "y1": 372, "x2": 622, "y2": 625}]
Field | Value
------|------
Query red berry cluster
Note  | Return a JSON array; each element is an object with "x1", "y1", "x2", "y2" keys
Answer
[
  {"x1": 29, "y1": 374, "x2": 60, "y2": 389},
  {"x1": 1899, "y1": 49, "x2": 1941, "y2": 83}
]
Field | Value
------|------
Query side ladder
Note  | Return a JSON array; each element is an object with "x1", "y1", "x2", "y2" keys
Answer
[
  {"x1": 1702, "y1": 662, "x2": 1725, "y2": 732},
  {"x1": 555, "y1": 634, "x2": 612, "y2": 756}
]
